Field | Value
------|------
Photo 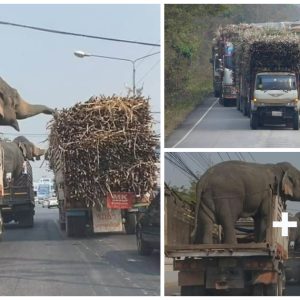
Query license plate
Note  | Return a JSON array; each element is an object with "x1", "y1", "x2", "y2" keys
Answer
[{"x1": 272, "y1": 111, "x2": 282, "y2": 117}]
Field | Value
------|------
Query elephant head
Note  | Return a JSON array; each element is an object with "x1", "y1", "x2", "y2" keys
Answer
[
  {"x1": 13, "y1": 136, "x2": 46, "y2": 161},
  {"x1": 0, "y1": 76, "x2": 55, "y2": 131},
  {"x1": 278, "y1": 162, "x2": 300, "y2": 201}
]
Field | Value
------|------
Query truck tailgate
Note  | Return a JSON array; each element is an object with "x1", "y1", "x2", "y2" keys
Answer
[{"x1": 166, "y1": 243, "x2": 271, "y2": 258}]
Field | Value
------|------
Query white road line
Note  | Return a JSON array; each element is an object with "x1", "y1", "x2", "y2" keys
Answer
[{"x1": 172, "y1": 98, "x2": 219, "y2": 148}]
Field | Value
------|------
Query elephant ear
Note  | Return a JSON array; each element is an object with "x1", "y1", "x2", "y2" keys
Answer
[
  {"x1": 18, "y1": 142, "x2": 27, "y2": 158},
  {"x1": 282, "y1": 171, "x2": 294, "y2": 197}
]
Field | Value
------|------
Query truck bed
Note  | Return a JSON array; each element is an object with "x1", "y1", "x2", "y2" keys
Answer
[{"x1": 166, "y1": 243, "x2": 274, "y2": 258}]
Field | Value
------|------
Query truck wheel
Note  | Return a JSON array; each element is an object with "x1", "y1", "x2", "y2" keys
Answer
[
  {"x1": 181, "y1": 286, "x2": 206, "y2": 296},
  {"x1": 250, "y1": 113, "x2": 258, "y2": 130},
  {"x1": 125, "y1": 213, "x2": 136, "y2": 234},
  {"x1": 219, "y1": 97, "x2": 224, "y2": 106},
  {"x1": 293, "y1": 113, "x2": 299, "y2": 130},
  {"x1": 66, "y1": 215, "x2": 86, "y2": 237},
  {"x1": 243, "y1": 104, "x2": 247, "y2": 116},
  {"x1": 136, "y1": 229, "x2": 152, "y2": 255}
]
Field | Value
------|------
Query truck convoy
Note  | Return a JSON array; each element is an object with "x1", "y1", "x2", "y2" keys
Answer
[
  {"x1": 211, "y1": 23, "x2": 300, "y2": 130},
  {"x1": 211, "y1": 35, "x2": 237, "y2": 106},
  {"x1": 47, "y1": 96, "x2": 159, "y2": 237},
  {"x1": 165, "y1": 186, "x2": 288, "y2": 296}
]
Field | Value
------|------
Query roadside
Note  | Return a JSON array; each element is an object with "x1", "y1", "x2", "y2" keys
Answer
[{"x1": 165, "y1": 89, "x2": 212, "y2": 138}]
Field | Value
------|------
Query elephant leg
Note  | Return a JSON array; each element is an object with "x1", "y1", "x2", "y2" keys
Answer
[
  {"x1": 218, "y1": 206, "x2": 237, "y2": 244},
  {"x1": 254, "y1": 214, "x2": 267, "y2": 242},
  {"x1": 193, "y1": 210, "x2": 214, "y2": 244}
]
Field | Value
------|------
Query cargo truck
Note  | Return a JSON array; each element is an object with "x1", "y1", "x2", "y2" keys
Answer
[
  {"x1": 211, "y1": 37, "x2": 237, "y2": 106},
  {"x1": 165, "y1": 191, "x2": 288, "y2": 296},
  {"x1": 233, "y1": 27, "x2": 300, "y2": 129},
  {"x1": 52, "y1": 154, "x2": 155, "y2": 237},
  {"x1": 0, "y1": 161, "x2": 35, "y2": 227}
]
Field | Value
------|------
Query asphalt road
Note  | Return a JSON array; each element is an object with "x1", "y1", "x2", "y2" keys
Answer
[
  {"x1": 165, "y1": 257, "x2": 300, "y2": 296},
  {"x1": 166, "y1": 96, "x2": 300, "y2": 148},
  {"x1": 0, "y1": 205, "x2": 160, "y2": 296}
]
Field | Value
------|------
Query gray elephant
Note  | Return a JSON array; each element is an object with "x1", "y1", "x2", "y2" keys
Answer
[
  {"x1": 0, "y1": 77, "x2": 54, "y2": 131},
  {"x1": 0, "y1": 136, "x2": 45, "y2": 183},
  {"x1": 192, "y1": 161, "x2": 300, "y2": 244}
]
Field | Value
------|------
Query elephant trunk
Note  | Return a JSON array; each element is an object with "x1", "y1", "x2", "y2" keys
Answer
[
  {"x1": 16, "y1": 98, "x2": 55, "y2": 120},
  {"x1": 33, "y1": 147, "x2": 46, "y2": 160}
]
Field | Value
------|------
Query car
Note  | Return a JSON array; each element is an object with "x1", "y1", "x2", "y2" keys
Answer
[
  {"x1": 136, "y1": 191, "x2": 160, "y2": 255},
  {"x1": 42, "y1": 199, "x2": 49, "y2": 208},
  {"x1": 47, "y1": 197, "x2": 58, "y2": 208}
]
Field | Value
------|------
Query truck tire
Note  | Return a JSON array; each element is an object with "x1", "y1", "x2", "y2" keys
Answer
[
  {"x1": 219, "y1": 97, "x2": 224, "y2": 106},
  {"x1": 125, "y1": 213, "x2": 136, "y2": 234},
  {"x1": 242, "y1": 99, "x2": 247, "y2": 116},
  {"x1": 236, "y1": 97, "x2": 240, "y2": 111},
  {"x1": 136, "y1": 229, "x2": 153, "y2": 256},
  {"x1": 250, "y1": 113, "x2": 258, "y2": 130},
  {"x1": 181, "y1": 286, "x2": 206, "y2": 296},
  {"x1": 66, "y1": 215, "x2": 86, "y2": 237},
  {"x1": 293, "y1": 113, "x2": 299, "y2": 130}
]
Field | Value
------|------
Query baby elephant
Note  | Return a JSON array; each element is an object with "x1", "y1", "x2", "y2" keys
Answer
[
  {"x1": 192, "y1": 161, "x2": 300, "y2": 244},
  {"x1": 0, "y1": 136, "x2": 45, "y2": 183}
]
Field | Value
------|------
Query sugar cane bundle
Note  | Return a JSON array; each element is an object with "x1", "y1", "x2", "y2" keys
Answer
[
  {"x1": 234, "y1": 27, "x2": 300, "y2": 76},
  {"x1": 47, "y1": 95, "x2": 159, "y2": 207}
]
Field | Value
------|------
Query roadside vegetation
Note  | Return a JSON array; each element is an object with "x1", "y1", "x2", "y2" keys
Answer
[{"x1": 165, "y1": 4, "x2": 300, "y2": 137}]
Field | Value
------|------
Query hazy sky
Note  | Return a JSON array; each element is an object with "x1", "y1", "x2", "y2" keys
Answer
[
  {"x1": 0, "y1": 4, "x2": 160, "y2": 181},
  {"x1": 165, "y1": 152, "x2": 300, "y2": 213}
]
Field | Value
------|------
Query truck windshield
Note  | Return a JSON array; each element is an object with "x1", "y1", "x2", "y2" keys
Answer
[
  {"x1": 256, "y1": 74, "x2": 296, "y2": 91},
  {"x1": 38, "y1": 185, "x2": 50, "y2": 194}
]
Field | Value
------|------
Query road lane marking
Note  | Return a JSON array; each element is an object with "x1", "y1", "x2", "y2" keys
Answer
[{"x1": 172, "y1": 98, "x2": 219, "y2": 148}]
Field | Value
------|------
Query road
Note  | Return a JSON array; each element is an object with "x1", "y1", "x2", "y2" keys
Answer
[
  {"x1": 165, "y1": 257, "x2": 300, "y2": 296},
  {"x1": 0, "y1": 205, "x2": 160, "y2": 296},
  {"x1": 166, "y1": 96, "x2": 300, "y2": 148}
]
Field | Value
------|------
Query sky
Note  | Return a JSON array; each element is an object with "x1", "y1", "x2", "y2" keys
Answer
[
  {"x1": 0, "y1": 4, "x2": 160, "y2": 181},
  {"x1": 165, "y1": 152, "x2": 300, "y2": 214}
]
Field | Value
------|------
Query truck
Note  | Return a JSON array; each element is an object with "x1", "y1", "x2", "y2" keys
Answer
[
  {"x1": 240, "y1": 47, "x2": 300, "y2": 129},
  {"x1": 232, "y1": 25, "x2": 300, "y2": 129},
  {"x1": 0, "y1": 161, "x2": 35, "y2": 227},
  {"x1": 165, "y1": 188, "x2": 288, "y2": 296},
  {"x1": 52, "y1": 160, "x2": 154, "y2": 237},
  {"x1": 48, "y1": 96, "x2": 159, "y2": 237},
  {"x1": 211, "y1": 34, "x2": 237, "y2": 106}
]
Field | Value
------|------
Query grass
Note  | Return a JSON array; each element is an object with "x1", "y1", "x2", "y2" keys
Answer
[{"x1": 165, "y1": 86, "x2": 212, "y2": 138}]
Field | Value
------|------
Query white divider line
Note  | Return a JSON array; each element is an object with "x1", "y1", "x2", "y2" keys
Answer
[{"x1": 172, "y1": 98, "x2": 219, "y2": 148}]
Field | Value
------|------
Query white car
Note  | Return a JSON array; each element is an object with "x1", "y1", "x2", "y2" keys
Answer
[
  {"x1": 42, "y1": 199, "x2": 49, "y2": 208},
  {"x1": 47, "y1": 197, "x2": 58, "y2": 208}
]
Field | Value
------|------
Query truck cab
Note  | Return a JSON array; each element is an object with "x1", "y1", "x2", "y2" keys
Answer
[{"x1": 251, "y1": 72, "x2": 300, "y2": 129}]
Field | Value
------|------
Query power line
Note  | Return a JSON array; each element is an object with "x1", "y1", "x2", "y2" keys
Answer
[
  {"x1": 0, "y1": 20, "x2": 160, "y2": 47},
  {"x1": 136, "y1": 59, "x2": 160, "y2": 85}
]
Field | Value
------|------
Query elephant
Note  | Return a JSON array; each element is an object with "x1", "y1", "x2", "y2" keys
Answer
[
  {"x1": 191, "y1": 161, "x2": 300, "y2": 244},
  {"x1": 0, "y1": 76, "x2": 54, "y2": 131},
  {"x1": 0, "y1": 136, "x2": 46, "y2": 183}
]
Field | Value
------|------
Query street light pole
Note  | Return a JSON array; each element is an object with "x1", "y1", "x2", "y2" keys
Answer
[{"x1": 74, "y1": 50, "x2": 160, "y2": 96}]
